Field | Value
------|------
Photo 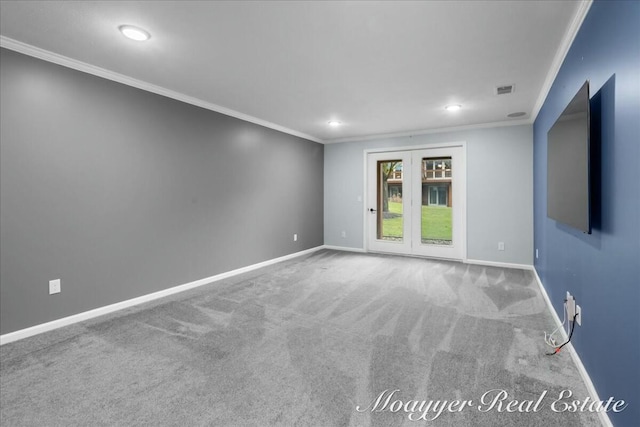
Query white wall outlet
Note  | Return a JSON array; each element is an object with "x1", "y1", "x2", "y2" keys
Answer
[
  {"x1": 576, "y1": 305, "x2": 582, "y2": 326},
  {"x1": 293, "y1": 234, "x2": 298, "y2": 241},
  {"x1": 566, "y1": 292, "x2": 576, "y2": 319},
  {"x1": 536, "y1": 249, "x2": 539, "y2": 259},
  {"x1": 49, "y1": 279, "x2": 61, "y2": 295},
  {"x1": 357, "y1": 195, "x2": 362, "y2": 202},
  {"x1": 341, "y1": 231, "x2": 347, "y2": 238},
  {"x1": 498, "y1": 242, "x2": 505, "y2": 251}
]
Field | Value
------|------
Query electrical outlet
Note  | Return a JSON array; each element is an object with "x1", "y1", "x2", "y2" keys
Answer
[
  {"x1": 341, "y1": 231, "x2": 347, "y2": 238},
  {"x1": 294, "y1": 234, "x2": 298, "y2": 241},
  {"x1": 536, "y1": 249, "x2": 539, "y2": 259},
  {"x1": 576, "y1": 305, "x2": 582, "y2": 326},
  {"x1": 49, "y1": 279, "x2": 61, "y2": 295},
  {"x1": 498, "y1": 242, "x2": 505, "y2": 251}
]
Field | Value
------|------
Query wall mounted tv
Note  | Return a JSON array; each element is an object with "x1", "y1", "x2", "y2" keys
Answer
[{"x1": 547, "y1": 80, "x2": 591, "y2": 234}]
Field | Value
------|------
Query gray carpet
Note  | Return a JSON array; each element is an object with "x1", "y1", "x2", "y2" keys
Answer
[{"x1": 1, "y1": 250, "x2": 601, "y2": 426}]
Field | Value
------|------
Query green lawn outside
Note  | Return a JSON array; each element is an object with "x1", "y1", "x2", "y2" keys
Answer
[{"x1": 382, "y1": 201, "x2": 452, "y2": 241}]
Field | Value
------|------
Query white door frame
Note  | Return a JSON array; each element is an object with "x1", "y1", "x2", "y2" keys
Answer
[{"x1": 363, "y1": 142, "x2": 467, "y2": 261}]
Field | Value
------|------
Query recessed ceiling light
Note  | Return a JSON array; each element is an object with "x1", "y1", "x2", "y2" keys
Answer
[
  {"x1": 119, "y1": 25, "x2": 151, "y2": 41},
  {"x1": 444, "y1": 104, "x2": 462, "y2": 112},
  {"x1": 328, "y1": 121, "x2": 342, "y2": 127},
  {"x1": 507, "y1": 112, "x2": 527, "y2": 118}
]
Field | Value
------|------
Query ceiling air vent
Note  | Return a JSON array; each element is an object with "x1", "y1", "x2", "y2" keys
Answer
[{"x1": 495, "y1": 84, "x2": 515, "y2": 95}]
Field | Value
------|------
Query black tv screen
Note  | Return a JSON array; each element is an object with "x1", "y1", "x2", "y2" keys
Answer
[{"x1": 547, "y1": 80, "x2": 591, "y2": 233}]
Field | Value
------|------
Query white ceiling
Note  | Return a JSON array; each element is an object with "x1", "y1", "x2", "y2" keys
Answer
[{"x1": 0, "y1": 1, "x2": 590, "y2": 143}]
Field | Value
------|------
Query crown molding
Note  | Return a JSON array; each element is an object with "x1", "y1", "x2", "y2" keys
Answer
[
  {"x1": 531, "y1": 0, "x2": 593, "y2": 122},
  {"x1": 0, "y1": 36, "x2": 322, "y2": 144},
  {"x1": 325, "y1": 118, "x2": 532, "y2": 144}
]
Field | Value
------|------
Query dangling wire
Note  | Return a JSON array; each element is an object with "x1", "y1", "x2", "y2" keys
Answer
[
  {"x1": 545, "y1": 300, "x2": 567, "y2": 347},
  {"x1": 546, "y1": 313, "x2": 578, "y2": 356}
]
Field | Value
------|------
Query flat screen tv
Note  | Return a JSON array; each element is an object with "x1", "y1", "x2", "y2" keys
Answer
[{"x1": 547, "y1": 80, "x2": 591, "y2": 234}]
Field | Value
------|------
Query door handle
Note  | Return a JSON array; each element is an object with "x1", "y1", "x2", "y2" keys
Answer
[{"x1": 369, "y1": 208, "x2": 376, "y2": 213}]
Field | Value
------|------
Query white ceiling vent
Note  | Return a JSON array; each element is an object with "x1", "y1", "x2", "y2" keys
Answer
[{"x1": 495, "y1": 84, "x2": 515, "y2": 95}]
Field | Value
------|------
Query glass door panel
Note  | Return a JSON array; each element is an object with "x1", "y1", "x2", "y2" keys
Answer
[
  {"x1": 377, "y1": 160, "x2": 404, "y2": 241},
  {"x1": 420, "y1": 157, "x2": 453, "y2": 246}
]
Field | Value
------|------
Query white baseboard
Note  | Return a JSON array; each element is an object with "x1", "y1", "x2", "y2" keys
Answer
[
  {"x1": 465, "y1": 258, "x2": 533, "y2": 271},
  {"x1": 322, "y1": 245, "x2": 367, "y2": 253},
  {"x1": 532, "y1": 268, "x2": 612, "y2": 427},
  {"x1": 0, "y1": 246, "x2": 324, "y2": 346},
  {"x1": 324, "y1": 251, "x2": 532, "y2": 270}
]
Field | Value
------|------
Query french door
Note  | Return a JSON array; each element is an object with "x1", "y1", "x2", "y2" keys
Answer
[{"x1": 366, "y1": 146, "x2": 465, "y2": 260}]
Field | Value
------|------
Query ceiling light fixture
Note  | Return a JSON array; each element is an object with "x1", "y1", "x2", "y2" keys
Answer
[
  {"x1": 119, "y1": 25, "x2": 151, "y2": 41},
  {"x1": 328, "y1": 121, "x2": 342, "y2": 127},
  {"x1": 444, "y1": 104, "x2": 462, "y2": 112}
]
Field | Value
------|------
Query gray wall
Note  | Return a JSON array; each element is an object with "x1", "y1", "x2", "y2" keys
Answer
[
  {"x1": 324, "y1": 125, "x2": 533, "y2": 265},
  {"x1": 0, "y1": 48, "x2": 324, "y2": 334}
]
